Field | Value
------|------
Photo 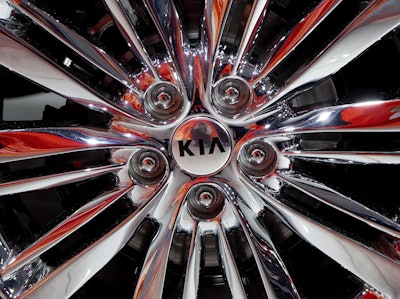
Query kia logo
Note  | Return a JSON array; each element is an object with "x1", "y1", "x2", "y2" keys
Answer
[
  {"x1": 171, "y1": 116, "x2": 232, "y2": 176},
  {"x1": 177, "y1": 137, "x2": 226, "y2": 157}
]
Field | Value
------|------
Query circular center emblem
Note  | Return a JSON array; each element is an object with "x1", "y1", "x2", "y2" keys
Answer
[{"x1": 171, "y1": 116, "x2": 232, "y2": 176}]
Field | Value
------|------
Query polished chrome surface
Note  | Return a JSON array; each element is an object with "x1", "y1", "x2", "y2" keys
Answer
[{"x1": 0, "y1": 0, "x2": 399, "y2": 298}]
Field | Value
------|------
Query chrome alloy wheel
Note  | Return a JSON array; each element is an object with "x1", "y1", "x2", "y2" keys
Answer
[{"x1": 0, "y1": 0, "x2": 400, "y2": 298}]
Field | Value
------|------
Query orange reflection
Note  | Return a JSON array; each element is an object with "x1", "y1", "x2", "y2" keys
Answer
[
  {"x1": 133, "y1": 72, "x2": 155, "y2": 92},
  {"x1": 122, "y1": 92, "x2": 144, "y2": 112},
  {"x1": 211, "y1": 0, "x2": 230, "y2": 47},
  {"x1": 193, "y1": 54, "x2": 205, "y2": 100},
  {"x1": 159, "y1": 62, "x2": 176, "y2": 83},
  {"x1": 218, "y1": 63, "x2": 232, "y2": 79},
  {"x1": 111, "y1": 122, "x2": 151, "y2": 140}
]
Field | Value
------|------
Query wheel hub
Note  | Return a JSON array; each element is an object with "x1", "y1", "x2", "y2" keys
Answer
[{"x1": 170, "y1": 115, "x2": 232, "y2": 176}]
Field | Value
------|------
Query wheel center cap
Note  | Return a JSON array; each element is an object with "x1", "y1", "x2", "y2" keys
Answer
[{"x1": 171, "y1": 116, "x2": 232, "y2": 176}]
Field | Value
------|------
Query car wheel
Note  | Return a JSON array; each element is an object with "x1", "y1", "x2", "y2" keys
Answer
[{"x1": 0, "y1": 0, "x2": 399, "y2": 298}]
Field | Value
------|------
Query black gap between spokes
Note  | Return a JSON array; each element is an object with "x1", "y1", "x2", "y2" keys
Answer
[
  {"x1": 270, "y1": 0, "x2": 371, "y2": 88},
  {"x1": 0, "y1": 68, "x2": 110, "y2": 127},
  {"x1": 273, "y1": 29, "x2": 400, "y2": 117},
  {"x1": 285, "y1": 132, "x2": 400, "y2": 152},
  {"x1": 197, "y1": 234, "x2": 231, "y2": 299},
  {"x1": 260, "y1": 209, "x2": 364, "y2": 299},
  {"x1": 0, "y1": 149, "x2": 114, "y2": 184},
  {"x1": 276, "y1": 183, "x2": 383, "y2": 246},
  {"x1": 226, "y1": 227, "x2": 268, "y2": 299},
  {"x1": 69, "y1": 218, "x2": 159, "y2": 299},
  {"x1": 163, "y1": 231, "x2": 191, "y2": 299},
  {"x1": 0, "y1": 173, "x2": 117, "y2": 250},
  {"x1": 333, "y1": 30, "x2": 400, "y2": 104},
  {"x1": 292, "y1": 159, "x2": 400, "y2": 222},
  {"x1": 41, "y1": 194, "x2": 136, "y2": 268}
]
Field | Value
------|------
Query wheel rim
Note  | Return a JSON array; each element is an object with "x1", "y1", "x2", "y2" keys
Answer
[{"x1": 0, "y1": 0, "x2": 399, "y2": 298}]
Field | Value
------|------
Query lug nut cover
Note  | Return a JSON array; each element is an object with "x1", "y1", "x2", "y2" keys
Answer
[
  {"x1": 239, "y1": 141, "x2": 277, "y2": 177},
  {"x1": 128, "y1": 149, "x2": 167, "y2": 185}
]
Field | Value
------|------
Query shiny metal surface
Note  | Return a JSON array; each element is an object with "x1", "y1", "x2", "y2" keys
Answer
[{"x1": 0, "y1": 0, "x2": 399, "y2": 298}]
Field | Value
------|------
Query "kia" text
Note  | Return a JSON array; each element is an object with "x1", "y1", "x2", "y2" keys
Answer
[{"x1": 178, "y1": 137, "x2": 226, "y2": 157}]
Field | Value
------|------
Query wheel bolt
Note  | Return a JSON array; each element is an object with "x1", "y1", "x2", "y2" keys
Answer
[
  {"x1": 198, "y1": 191, "x2": 214, "y2": 208},
  {"x1": 139, "y1": 156, "x2": 156, "y2": 173},
  {"x1": 224, "y1": 86, "x2": 240, "y2": 104},
  {"x1": 249, "y1": 148, "x2": 266, "y2": 165},
  {"x1": 156, "y1": 92, "x2": 173, "y2": 109}
]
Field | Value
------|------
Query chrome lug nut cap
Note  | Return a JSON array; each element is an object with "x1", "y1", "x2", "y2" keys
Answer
[{"x1": 128, "y1": 149, "x2": 167, "y2": 185}]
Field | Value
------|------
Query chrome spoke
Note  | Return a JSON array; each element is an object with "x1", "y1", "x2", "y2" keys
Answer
[
  {"x1": 182, "y1": 215, "x2": 201, "y2": 299},
  {"x1": 14, "y1": 188, "x2": 157, "y2": 299},
  {"x1": 234, "y1": 200, "x2": 300, "y2": 299},
  {"x1": 273, "y1": 201, "x2": 400, "y2": 298},
  {"x1": 11, "y1": 0, "x2": 136, "y2": 91},
  {"x1": 0, "y1": 144, "x2": 168, "y2": 298},
  {"x1": 0, "y1": 127, "x2": 138, "y2": 163},
  {"x1": 216, "y1": 214, "x2": 247, "y2": 299},
  {"x1": 143, "y1": 0, "x2": 188, "y2": 83},
  {"x1": 0, "y1": 159, "x2": 166, "y2": 298},
  {"x1": 252, "y1": 0, "x2": 342, "y2": 84},
  {"x1": 0, "y1": 183, "x2": 132, "y2": 277},
  {"x1": 282, "y1": 150, "x2": 400, "y2": 165},
  {"x1": 0, "y1": 0, "x2": 399, "y2": 298},
  {"x1": 0, "y1": 31, "x2": 138, "y2": 120},
  {"x1": 270, "y1": 0, "x2": 400, "y2": 104},
  {"x1": 221, "y1": 169, "x2": 301, "y2": 298},
  {"x1": 232, "y1": 0, "x2": 270, "y2": 74},
  {"x1": 203, "y1": 0, "x2": 232, "y2": 75},
  {"x1": 103, "y1": 0, "x2": 159, "y2": 79},
  {"x1": 243, "y1": 179, "x2": 400, "y2": 298},
  {"x1": 0, "y1": 233, "x2": 10, "y2": 265},
  {"x1": 278, "y1": 172, "x2": 400, "y2": 238},
  {"x1": 0, "y1": 164, "x2": 124, "y2": 196},
  {"x1": 134, "y1": 171, "x2": 190, "y2": 299},
  {"x1": 238, "y1": 0, "x2": 400, "y2": 125},
  {"x1": 263, "y1": 100, "x2": 400, "y2": 135}
]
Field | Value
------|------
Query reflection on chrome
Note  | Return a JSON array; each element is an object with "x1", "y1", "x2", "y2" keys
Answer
[{"x1": 0, "y1": 0, "x2": 400, "y2": 298}]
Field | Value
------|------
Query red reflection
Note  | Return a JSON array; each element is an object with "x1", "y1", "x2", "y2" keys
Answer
[
  {"x1": 359, "y1": 290, "x2": 385, "y2": 299},
  {"x1": 173, "y1": 119, "x2": 220, "y2": 141},
  {"x1": 219, "y1": 63, "x2": 232, "y2": 79},
  {"x1": 2, "y1": 185, "x2": 133, "y2": 277},
  {"x1": 159, "y1": 62, "x2": 176, "y2": 83},
  {"x1": 111, "y1": 122, "x2": 151, "y2": 140},
  {"x1": 0, "y1": 132, "x2": 84, "y2": 157},
  {"x1": 212, "y1": 0, "x2": 230, "y2": 47},
  {"x1": 88, "y1": 14, "x2": 113, "y2": 36},
  {"x1": 134, "y1": 72, "x2": 154, "y2": 91},
  {"x1": 341, "y1": 101, "x2": 400, "y2": 129}
]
